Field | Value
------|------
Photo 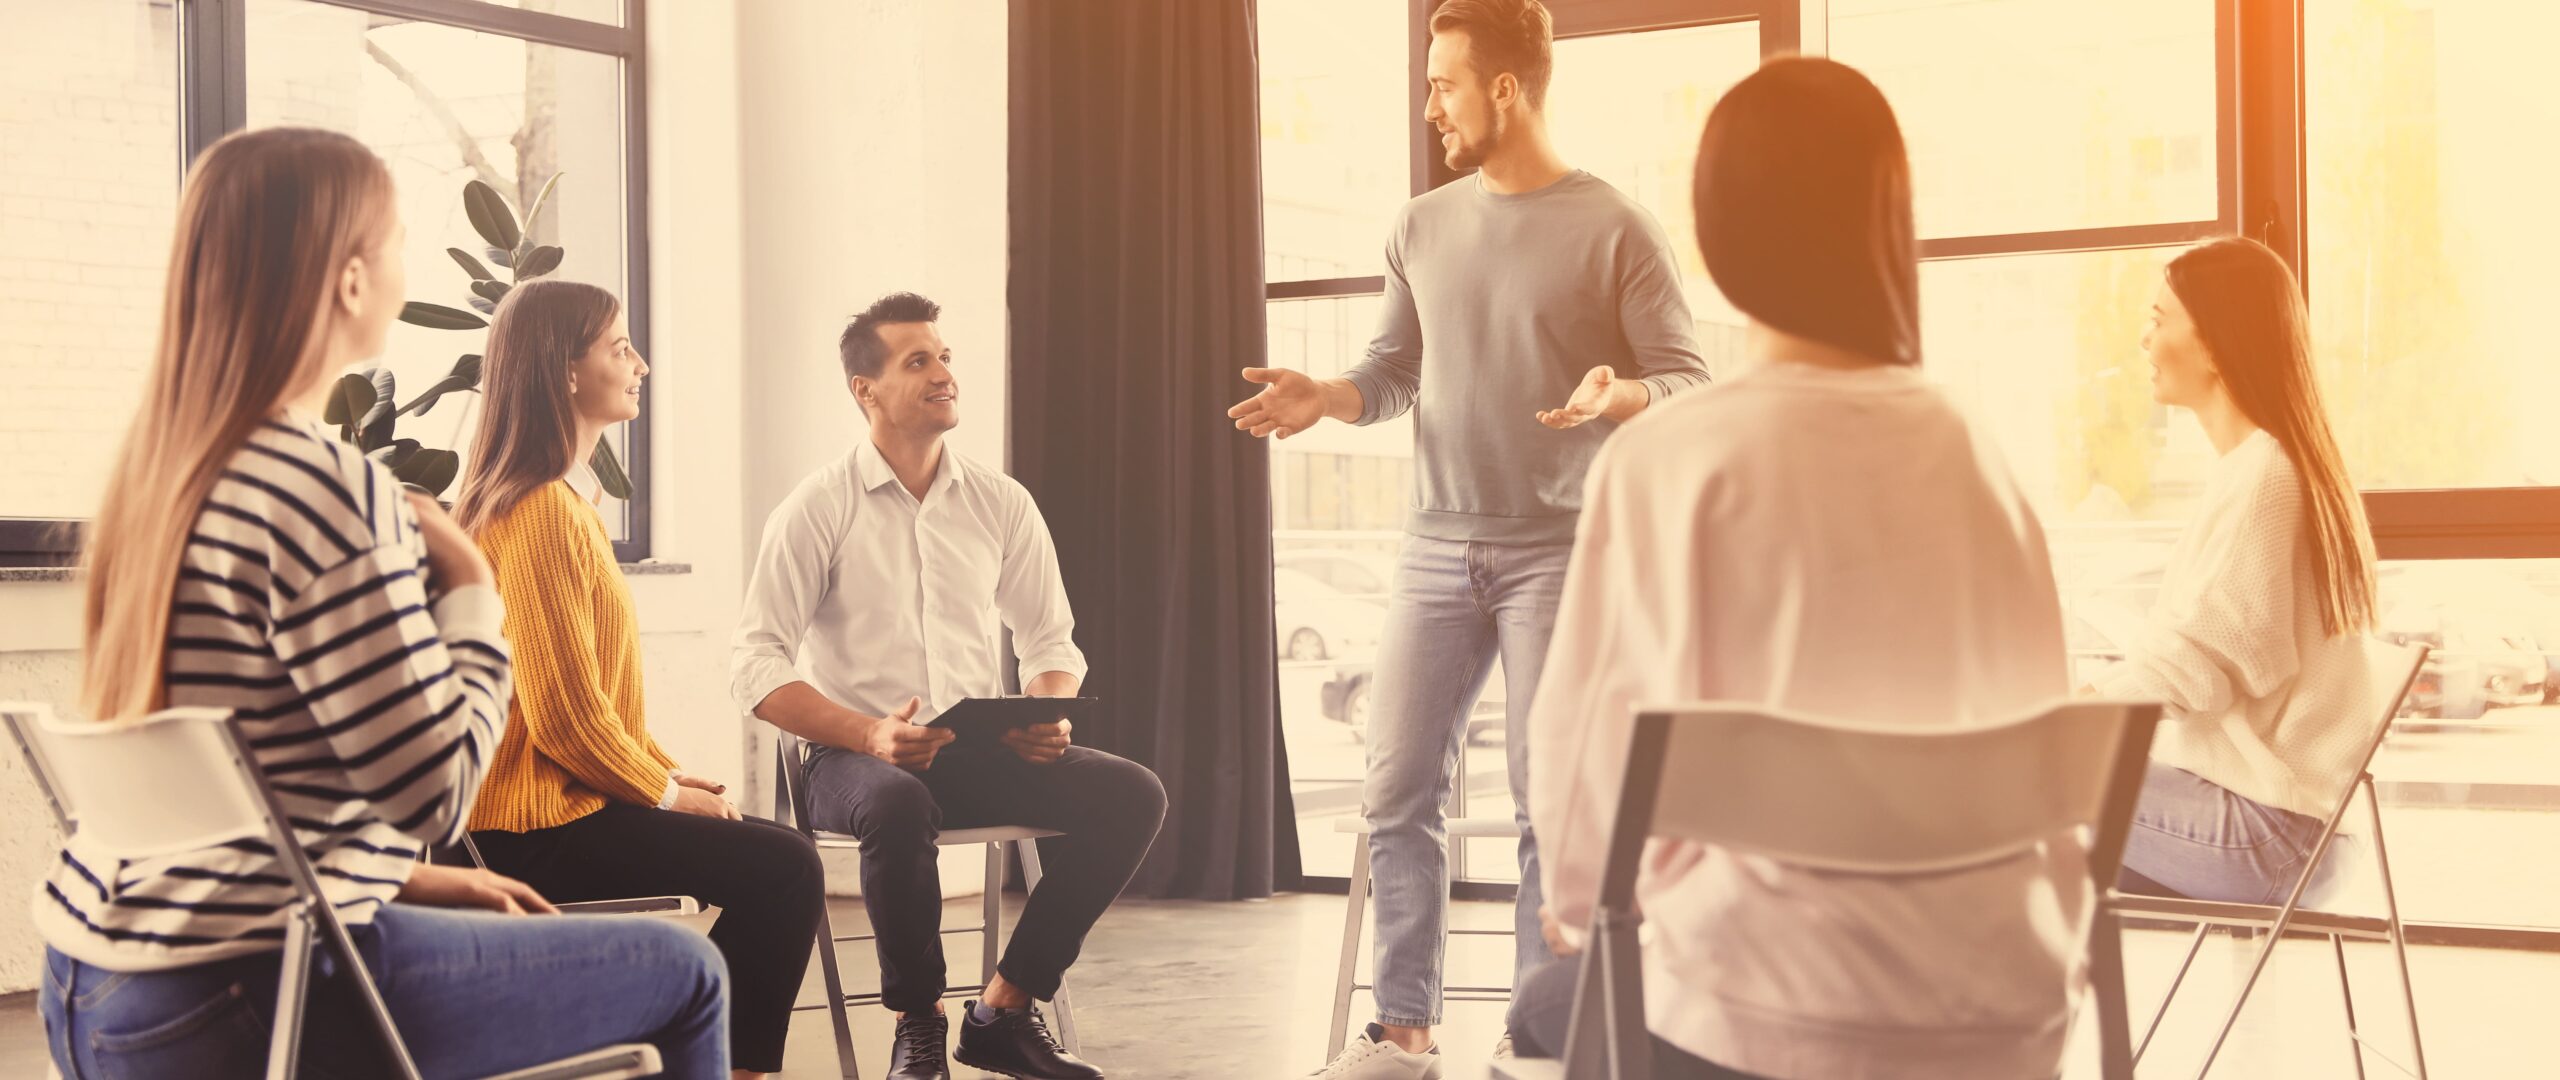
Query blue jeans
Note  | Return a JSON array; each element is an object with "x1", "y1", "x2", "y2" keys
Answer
[
  {"x1": 1363, "y1": 536, "x2": 1567, "y2": 1029},
  {"x1": 40, "y1": 903, "x2": 729, "y2": 1080},
  {"x1": 2119, "y1": 763, "x2": 2328, "y2": 905}
]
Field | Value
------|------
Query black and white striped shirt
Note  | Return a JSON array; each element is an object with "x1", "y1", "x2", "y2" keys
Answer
[{"x1": 36, "y1": 417, "x2": 512, "y2": 971}]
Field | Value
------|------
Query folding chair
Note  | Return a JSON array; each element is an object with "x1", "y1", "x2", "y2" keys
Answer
[
  {"x1": 0, "y1": 703, "x2": 662, "y2": 1080},
  {"x1": 771, "y1": 729, "x2": 1082, "y2": 1080},
  {"x1": 1492, "y1": 699, "x2": 2162, "y2": 1080},
  {"x1": 1324, "y1": 814, "x2": 1520, "y2": 1060},
  {"x1": 2112, "y1": 640, "x2": 2432, "y2": 1080}
]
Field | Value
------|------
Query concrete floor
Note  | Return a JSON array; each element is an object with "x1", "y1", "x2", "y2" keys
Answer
[{"x1": 2, "y1": 893, "x2": 2554, "y2": 1077}]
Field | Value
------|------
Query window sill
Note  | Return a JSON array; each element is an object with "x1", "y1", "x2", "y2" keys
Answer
[{"x1": 2, "y1": 562, "x2": 691, "y2": 584}]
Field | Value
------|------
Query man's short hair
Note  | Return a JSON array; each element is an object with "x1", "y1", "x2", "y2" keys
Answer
[
  {"x1": 839, "y1": 291, "x2": 943, "y2": 382},
  {"x1": 1430, "y1": 0, "x2": 1555, "y2": 109}
]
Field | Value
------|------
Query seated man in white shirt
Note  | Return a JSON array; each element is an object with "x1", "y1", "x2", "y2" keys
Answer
[{"x1": 730, "y1": 293, "x2": 1166, "y2": 1080}]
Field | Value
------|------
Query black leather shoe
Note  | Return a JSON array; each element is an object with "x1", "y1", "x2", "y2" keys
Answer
[
  {"x1": 887, "y1": 1011, "x2": 951, "y2": 1080},
  {"x1": 952, "y1": 1000, "x2": 1104, "y2": 1079}
]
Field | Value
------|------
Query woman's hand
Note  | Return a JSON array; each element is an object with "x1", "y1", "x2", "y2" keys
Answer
[
  {"x1": 671, "y1": 784, "x2": 741, "y2": 820},
  {"x1": 398, "y1": 863, "x2": 558, "y2": 915},
  {"x1": 1539, "y1": 905, "x2": 1581, "y2": 958}
]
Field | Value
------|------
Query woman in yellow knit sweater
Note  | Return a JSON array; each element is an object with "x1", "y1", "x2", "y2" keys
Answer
[{"x1": 453, "y1": 279, "x2": 824, "y2": 1080}]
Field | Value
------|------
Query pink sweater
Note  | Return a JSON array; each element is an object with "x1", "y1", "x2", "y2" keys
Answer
[{"x1": 1529, "y1": 359, "x2": 2079, "y2": 1079}]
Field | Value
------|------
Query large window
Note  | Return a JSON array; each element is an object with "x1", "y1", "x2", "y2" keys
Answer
[
  {"x1": 1260, "y1": 0, "x2": 1790, "y2": 888},
  {"x1": 1839, "y1": 0, "x2": 2560, "y2": 935},
  {"x1": 0, "y1": 0, "x2": 651, "y2": 564}
]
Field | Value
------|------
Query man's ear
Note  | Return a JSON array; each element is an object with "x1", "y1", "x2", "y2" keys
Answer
[
  {"x1": 849, "y1": 375, "x2": 873, "y2": 412},
  {"x1": 1491, "y1": 71, "x2": 1519, "y2": 111}
]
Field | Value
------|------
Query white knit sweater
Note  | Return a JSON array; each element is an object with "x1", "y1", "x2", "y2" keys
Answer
[{"x1": 2090, "y1": 429, "x2": 2378, "y2": 817}]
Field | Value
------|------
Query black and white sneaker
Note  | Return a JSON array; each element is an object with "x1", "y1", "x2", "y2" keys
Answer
[{"x1": 953, "y1": 999, "x2": 1104, "y2": 1079}]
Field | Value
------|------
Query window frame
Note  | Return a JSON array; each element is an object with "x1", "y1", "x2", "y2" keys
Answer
[{"x1": 0, "y1": 0, "x2": 655, "y2": 566}]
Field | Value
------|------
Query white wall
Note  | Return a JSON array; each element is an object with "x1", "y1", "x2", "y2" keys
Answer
[{"x1": 0, "y1": 0, "x2": 1011, "y2": 989}]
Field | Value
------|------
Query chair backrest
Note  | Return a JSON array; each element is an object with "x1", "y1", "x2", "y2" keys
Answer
[
  {"x1": 1, "y1": 703, "x2": 281, "y2": 860},
  {"x1": 1601, "y1": 700, "x2": 2162, "y2": 895},
  {"x1": 2309, "y1": 638, "x2": 2430, "y2": 834}
]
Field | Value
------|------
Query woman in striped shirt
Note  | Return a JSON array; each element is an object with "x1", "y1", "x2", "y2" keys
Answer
[{"x1": 38, "y1": 127, "x2": 730, "y2": 1079}]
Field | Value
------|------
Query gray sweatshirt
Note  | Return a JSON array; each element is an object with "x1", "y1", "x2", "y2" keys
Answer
[{"x1": 1342, "y1": 169, "x2": 1710, "y2": 545}]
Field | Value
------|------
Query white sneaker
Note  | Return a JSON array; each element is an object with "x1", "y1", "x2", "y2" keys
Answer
[
  {"x1": 1307, "y1": 1025, "x2": 1445, "y2": 1079},
  {"x1": 1491, "y1": 1033, "x2": 1514, "y2": 1061}
]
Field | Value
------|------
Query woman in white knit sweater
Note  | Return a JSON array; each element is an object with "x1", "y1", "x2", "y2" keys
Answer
[{"x1": 2087, "y1": 236, "x2": 2383, "y2": 905}]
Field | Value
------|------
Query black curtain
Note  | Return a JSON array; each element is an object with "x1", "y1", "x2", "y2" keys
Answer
[{"x1": 1009, "y1": 0, "x2": 1286, "y2": 900}]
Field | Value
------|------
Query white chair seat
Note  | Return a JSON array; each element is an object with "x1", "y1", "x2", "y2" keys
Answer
[
  {"x1": 808, "y1": 824, "x2": 1065, "y2": 849},
  {"x1": 1332, "y1": 814, "x2": 1520, "y2": 839}
]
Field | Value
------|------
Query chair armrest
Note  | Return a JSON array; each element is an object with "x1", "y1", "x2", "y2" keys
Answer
[
  {"x1": 554, "y1": 895, "x2": 701, "y2": 917},
  {"x1": 479, "y1": 1042, "x2": 663, "y2": 1080}
]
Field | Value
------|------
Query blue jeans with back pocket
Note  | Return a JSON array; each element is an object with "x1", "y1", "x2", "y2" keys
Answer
[
  {"x1": 40, "y1": 902, "x2": 730, "y2": 1080},
  {"x1": 2118, "y1": 763, "x2": 2330, "y2": 905}
]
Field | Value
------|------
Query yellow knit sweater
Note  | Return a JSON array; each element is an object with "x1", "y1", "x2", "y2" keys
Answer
[{"x1": 467, "y1": 481, "x2": 678, "y2": 833}]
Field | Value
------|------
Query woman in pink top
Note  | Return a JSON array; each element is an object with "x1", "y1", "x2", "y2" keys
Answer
[{"x1": 1519, "y1": 58, "x2": 2078, "y2": 1079}]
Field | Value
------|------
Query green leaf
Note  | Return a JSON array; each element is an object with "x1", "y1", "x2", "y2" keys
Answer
[
  {"x1": 463, "y1": 179, "x2": 522, "y2": 253},
  {"x1": 397, "y1": 448, "x2": 461, "y2": 497},
  {"x1": 446, "y1": 247, "x2": 494, "y2": 281},
  {"x1": 470, "y1": 279, "x2": 510, "y2": 303},
  {"x1": 486, "y1": 245, "x2": 515, "y2": 270},
  {"x1": 521, "y1": 172, "x2": 564, "y2": 240},
  {"x1": 399, "y1": 301, "x2": 487, "y2": 331},
  {"x1": 367, "y1": 438, "x2": 422, "y2": 469},
  {"x1": 468, "y1": 296, "x2": 496, "y2": 316},
  {"x1": 515, "y1": 245, "x2": 564, "y2": 280},
  {"x1": 401, "y1": 356, "x2": 484, "y2": 418},
  {"x1": 323, "y1": 373, "x2": 374, "y2": 428},
  {"x1": 590, "y1": 438, "x2": 631, "y2": 500},
  {"x1": 358, "y1": 368, "x2": 397, "y2": 450}
]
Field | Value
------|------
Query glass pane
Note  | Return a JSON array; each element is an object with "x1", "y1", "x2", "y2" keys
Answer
[
  {"x1": 247, "y1": 1, "x2": 634, "y2": 536},
  {"x1": 1917, "y1": 247, "x2": 2199, "y2": 649},
  {"x1": 489, "y1": 0, "x2": 623, "y2": 28},
  {"x1": 1831, "y1": 0, "x2": 2218, "y2": 239},
  {"x1": 1549, "y1": 22, "x2": 1760, "y2": 380},
  {"x1": 0, "y1": 0, "x2": 180, "y2": 522},
  {"x1": 1270, "y1": 295, "x2": 1409, "y2": 879},
  {"x1": 1258, "y1": 0, "x2": 1406, "y2": 282},
  {"x1": 2306, "y1": 1, "x2": 2560, "y2": 489},
  {"x1": 2369, "y1": 559, "x2": 2560, "y2": 927}
]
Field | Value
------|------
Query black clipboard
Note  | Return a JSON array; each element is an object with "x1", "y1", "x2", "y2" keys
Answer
[{"x1": 928, "y1": 696, "x2": 1099, "y2": 744}]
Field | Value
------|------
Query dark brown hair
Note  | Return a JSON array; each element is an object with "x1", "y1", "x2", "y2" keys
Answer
[
  {"x1": 2166, "y1": 237, "x2": 2376, "y2": 637},
  {"x1": 1429, "y1": 0, "x2": 1554, "y2": 109},
  {"x1": 1692, "y1": 57, "x2": 1919, "y2": 366},
  {"x1": 839, "y1": 291, "x2": 942, "y2": 382},
  {"x1": 453, "y1": 279, "x2": 621, "y2": 536}
]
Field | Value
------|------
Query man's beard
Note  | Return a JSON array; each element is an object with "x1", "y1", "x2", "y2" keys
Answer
[{"x1": 1444, "y1": 110, "x2": 1507, "y2": 171}]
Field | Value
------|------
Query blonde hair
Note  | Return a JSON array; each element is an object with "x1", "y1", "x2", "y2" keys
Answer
[
  {"x1": 2165, "y1": 237, "x2": 2378, "y2": 637},
  {"x1": 80, "y1": 128, "x2": 396, "y2": 720},
  {"x1": 452, "y1": 279, "x2": 622, "y2": 537}
]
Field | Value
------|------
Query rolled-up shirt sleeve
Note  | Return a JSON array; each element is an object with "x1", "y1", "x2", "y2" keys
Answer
[
  {"x1": 731, "y1": 480, "x2": 843, "y2": 717},
  {"x1": 995, "y1": 485, "x2": 1088, "y2": 686}
]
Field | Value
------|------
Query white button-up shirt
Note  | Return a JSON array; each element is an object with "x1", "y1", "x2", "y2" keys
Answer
[{"x1": 730, "y1": 441, "x2": 1088, "y2": 725}]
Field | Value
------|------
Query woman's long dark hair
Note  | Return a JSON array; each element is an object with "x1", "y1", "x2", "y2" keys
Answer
[
  {"x1": 2167, "y1": 237, "x2": 2377, "y2": 638},
  {"x1": 453, "y1": 279, "x2": 621, "y2": 536},
  {"x1": 1692, "y1": 57, "x2": 1919, "y2": 366}
]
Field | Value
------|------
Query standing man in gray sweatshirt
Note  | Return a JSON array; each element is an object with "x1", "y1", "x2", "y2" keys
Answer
[{"x1": 1232, "y1": 2, "x2": 1708, "y2": 1076}]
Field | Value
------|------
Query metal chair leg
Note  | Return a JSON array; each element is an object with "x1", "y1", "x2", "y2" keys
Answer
[
  {"x1": 1327, "y1": 834, "x2": 1373, "y2": 1060},
  {"x1": 2362, "y1": 777, "x2": 2429, "y2": 1080},
  {"x1": 266, "y1": 906, "x2": 314, "y2": 1080},
  {"x1": 2333, "y1": 934, "x2": 2367, "y2": 1080},
  {"x1": 1018, "y1": 838, "x2": 1079, "y2": 1054},
  {"x1": 982, "y1": 841, "x2": 1004, "y2": 991},
  {"x1": 2137, "y1": 922, "x2": 2213, "y2": 1065},
  {"x1": 2088, "y1": 907, "x2": 2135, "y2": 1080},
  {"x1": 815, "y1": 897, "x2": 861, "y2": 1080}
]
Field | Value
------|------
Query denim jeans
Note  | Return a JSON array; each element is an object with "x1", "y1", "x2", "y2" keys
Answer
[
  {"x1": 1363, "y1": 535, "x2": 1568, "y2": 1029},
  {"x1": 40, "y1": 903, "x2": 729, "y2": 1080},
  {"x1": 1513, "y1": 959, "x2": 1763, "y2": 1079},
  {"x1": 2119, "y1": 763, "x2": 2329, "y2": 905}
]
